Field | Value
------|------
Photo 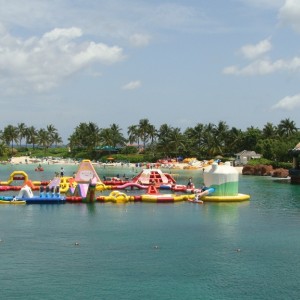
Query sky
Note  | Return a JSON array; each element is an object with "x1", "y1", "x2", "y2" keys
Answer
[{"x1": 0, "y1": 0, "x2": 300, "y2": 142}]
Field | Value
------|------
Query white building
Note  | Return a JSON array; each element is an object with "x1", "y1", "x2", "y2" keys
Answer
[{"x1": 235, "y1": 150, "x2": 261, "y2": 165}]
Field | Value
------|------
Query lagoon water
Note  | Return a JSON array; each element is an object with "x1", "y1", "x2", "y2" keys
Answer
[{"x1": 1, "y1": 164, "x2": 300, "y2": 299}]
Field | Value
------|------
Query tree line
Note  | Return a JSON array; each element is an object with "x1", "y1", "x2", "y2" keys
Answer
[
  {"x1": 0, "y1": 118, "x2": 299, "y2": 162},
  {"x1": 0, "y1": 123, "x2": 62, "y2": 157}
]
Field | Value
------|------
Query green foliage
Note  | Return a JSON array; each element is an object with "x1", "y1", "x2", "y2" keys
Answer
[
  {"x1": 14, "y1": 147, "x2": 69, "y2": 159},
  {"x1": 247, "y1": 158, "x2": 273, "y2": 166},
  {"x1": 246, "y1": 158, "x2": 292, "y2": 169},
  {"x1": 272, "y1": 161, "x2": 292, "y2": 169},
  {"x1": 120, "y1": 146, "x2": 138, "y2": 154},
  {"x1": 0, "y1": 142, "x2": 10, "y2": 157},
  {"x1": 11, "y1": 148, "x2": 18, "y2": 156},
  {"x1": 143, "y1": 153, "x2": 161, "y2": 163},
  {"x1": 72, "y1": 150, "x2": 90, "y2": 160},
  {"x1": 1, "y1": 118, "x2": 299, "y2": 166},
  {"x1": 18, "y1": 147, "x2": 29, "y2": 152}
]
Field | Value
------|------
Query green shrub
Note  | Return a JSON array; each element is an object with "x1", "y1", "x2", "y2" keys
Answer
[
  {"x1": 120, "y1": 146, "x2": 138, "y2": 154},
  {"x1": 247, "y1": 158, "x2": 273, "y2": 166},
  {"x1": 247, "y1": 158, "x2": 292, "y2": 169}
]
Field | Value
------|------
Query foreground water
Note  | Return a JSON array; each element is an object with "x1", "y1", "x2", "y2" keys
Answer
[{"x1": 1, "y1": 164, "x2": 300, "y2": 300}]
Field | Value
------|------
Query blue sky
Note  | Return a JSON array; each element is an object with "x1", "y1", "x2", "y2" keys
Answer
[{"x1": 0, "y1": 0, "x2": 299, "y2": 142}]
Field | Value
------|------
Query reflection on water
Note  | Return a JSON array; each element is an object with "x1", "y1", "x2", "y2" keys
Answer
[{"x1": 202, "y1": 201, "x2": 249, "y2": 223}]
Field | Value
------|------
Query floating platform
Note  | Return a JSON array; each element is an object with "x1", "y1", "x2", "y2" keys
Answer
[
  {"x1": 201, "y1": 193, "x2": 250, "y2": 202},
  {"x1": 140, "y1": 194, "x2": 189, "y2": 203},
  {"x1": 131, "y1": 169, "x2": 176, "y2": 186},
  {"x1": 21, "y1": 197, "x2": 66, "y2": 204},
  {"x1": 0, "y1": 199, "x2": 26, "y2": 205},
  {"x1": 139, "y1": 184, "x2": 192, "y2": 203}
]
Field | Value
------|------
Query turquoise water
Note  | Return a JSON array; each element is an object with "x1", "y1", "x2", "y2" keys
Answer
[{"x1": 1, "y1": 164, "x2": 300, "y2": 299}]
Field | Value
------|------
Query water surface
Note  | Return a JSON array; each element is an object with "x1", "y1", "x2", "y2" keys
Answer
[{"x1": 0, "y1": 164, "x2": 300, "y2": 299}]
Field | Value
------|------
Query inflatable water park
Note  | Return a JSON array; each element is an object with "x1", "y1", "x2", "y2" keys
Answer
[
  {"x1": 201, "y1": 162, "x2": 250, "y2": 202},
  {"x1": 0, "y1": 159, "x2": 250, "y2": 204}
]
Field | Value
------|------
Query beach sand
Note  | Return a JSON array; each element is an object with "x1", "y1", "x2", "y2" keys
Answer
[
  {"x1": 8, "y1": 156, "x2": 77, "y2": 166},
  {"x1": 8, "y1": 156, "x2": 243, "y2": 174}
]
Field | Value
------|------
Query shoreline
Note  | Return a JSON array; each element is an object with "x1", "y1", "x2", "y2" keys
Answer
[{"x1": 6, "y1": 156, "x2": 244, "y2": 174}]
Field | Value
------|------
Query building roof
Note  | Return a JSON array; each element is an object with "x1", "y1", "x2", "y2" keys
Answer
[
  {"x1": 293, "y1": 142, "x2": 300, "y2": 150},
  {"x1": 235, "y1": 150, "x2": 261, "y2": 157},
  {"x1": 289, "y1": 142, "x2": 300, "y2": 156}
]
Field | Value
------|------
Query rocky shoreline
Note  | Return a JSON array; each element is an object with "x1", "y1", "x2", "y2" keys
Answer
[{"x1": 242, "y1": 164, "x2": 289, "y2": 178}]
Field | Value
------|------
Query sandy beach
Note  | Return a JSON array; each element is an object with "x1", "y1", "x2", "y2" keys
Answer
[
  {"x1": 7, "y1": 156, "x2": 243, "y2": 174},
  {"x1": 8, "y1": 156, "x2": 77, "y2": 165}
]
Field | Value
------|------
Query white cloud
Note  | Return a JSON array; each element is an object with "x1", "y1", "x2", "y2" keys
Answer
[
  {"x1": 72, "y1": 42, "x2": 125, "y2": 66},
  {"x1": 122, "y1": 80, "x2": 141, "y2": 90},
  {"x1": 129, "y1": 33, "x2": 151, "y2": 47},
  {"x1": 42, "y1": 27, "x2": 82, "y2": 41},
  {"x1": 223, "y1": 56, "x2": 300, "y2": 75},
  {"x1": 0, "y1": 26, "x2": 125, "y2": 94},
  {"x1": 272, "y1": 94, "x2": 300, "y2": 110},
  {"x1": 278, "y1": 0, "x2": 300, "y2": 32},
  {"x1": 240, "y1": 39, "x2": 272, "y2": 60}
]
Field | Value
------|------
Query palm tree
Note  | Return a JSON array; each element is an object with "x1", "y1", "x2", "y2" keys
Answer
[
  {"x1": 127, "y1": 125, "x2": 139, "y2": 146},
  {"x1": 156, "y1": 124, "x2": 174, "y2": 157},
  {"x1": 52, "y1": 132, "x2": 63, "y2": 147},
  {"x1": 26, "y1": 126, "x2": 38, "y2": 149},
  {"x1": 210, "y1": 121, "x2": 230, "y2": 156},
  {"x1": 240, "y1": 126, "x2": 262, "y2": 151},
  {"x1": 192, "y1": 123, "x2": 206, "y2": 149},
  {"x1": 46, "y1": 124, "x2": 58, "y2": 147},
  {"x1": 263, "y1": 122, "x2": 278, "y2": 138},
  {"x1": 17, "y1": 123, "x2": 27, "y2": 147},
  {"x1": 69, "y1": 124, "x2": 86, "y2": 149},
  {"x1": 225, "y1": 127, "x2": 243, "y2": 154},
  {"x1": 85, "y1": 122, "x2": 101, "y2": 150},
  {"x1": 183, "y1": 124, "x2": 205, "y2": 157},
  {"x1": 156, "y1": 135, "x2": 172, "y2": 157},
  {"x1": 158, "y1": 124, "x2": 173, "y2": 139},
  {"x1": 70, "y1": 122, "x2": 100, "y2": 151},
  {"x1": 200, "y1": 123, "x2": 217, "y2": 156},
  {"x1": 1, "y1": 118, "x2": 299, "y2": 162},
  {"x1": 100, "y1": 128, "x2": 114, "y2": 148},
  {"x1": 215, "y1": 121, "x2": 229, "y2": 142},
  {"x1": 147, "y1": 124, "x2": 157, "y2": 145},
  {"x1": 37, "y1": 129, "x2": 51, "y2": 155},
  {"x1": 3, "y1": 125, "x2": 18, "y2": 155},
  {"x1": 278, "y1": 118, "x2": 298, "y2": 137},
  {"x1": 68, "y1": 131, "x2": 81, "y2": 150},
  {"x1": 138, "y1": 118, "x2": 151, "y2": 149},
  {"x1": 109, "y1": 123, "x2": 126, "y2": 147},
  {"x1": 168, "y1": 128, "x2": 186, "y2": 157}
]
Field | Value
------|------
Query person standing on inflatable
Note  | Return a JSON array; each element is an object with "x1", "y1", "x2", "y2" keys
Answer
[
  {"x1": 187, "y1": 177, "x2": 193, "y2": 188},
  {"x1": 60, "y1": 167, "x2": 64, "y2": 177}
]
